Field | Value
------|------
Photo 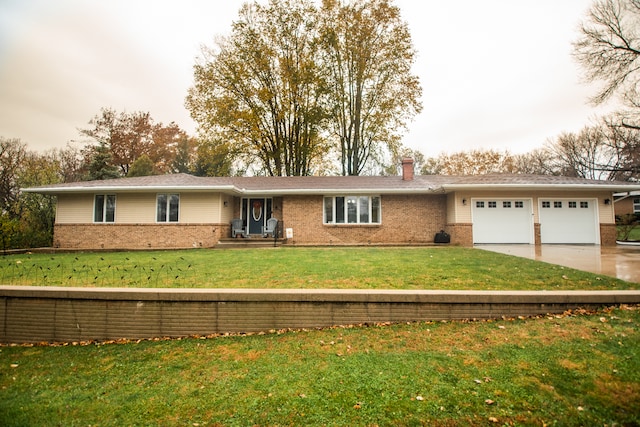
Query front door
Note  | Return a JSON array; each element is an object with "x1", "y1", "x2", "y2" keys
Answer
[{"x1": 243, "y1": 198, "x2": 272, "y2": 235}]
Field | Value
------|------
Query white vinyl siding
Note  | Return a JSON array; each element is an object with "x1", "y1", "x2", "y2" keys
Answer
[
  {"x1": 179, "y1": 193, "x2": 222, "y2": 223},
  {"x1": 56, "y1": 194, "x2": 93, "y2": 223}
]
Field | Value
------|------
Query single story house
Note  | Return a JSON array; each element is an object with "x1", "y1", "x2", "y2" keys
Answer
[{"x1": 23, "y1": 159, "x2": 640, "y2": 249}]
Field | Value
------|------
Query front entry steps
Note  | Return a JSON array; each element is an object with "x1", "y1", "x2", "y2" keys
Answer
[{"x1": 216, "y1": 236, "x2": 285, "y2": 249}]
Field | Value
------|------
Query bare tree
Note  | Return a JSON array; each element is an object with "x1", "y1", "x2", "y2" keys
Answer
[
  {"x1": 601, "y1": 114, "x2": 640, "y2": 179},
  {"x1": 544, "y1": 127, "x2": 614, "y2": 180},
  {"x1": 511, "y1": 149, "x2": 557, "y2": 175},
  {"x1": 420, "y1": 149, "x2": 519, "y2": 175},
  {"x1": 573, "y1": 0, "x2": 640, "y2": 113},
  {"x1": 544, "y1": 116, "x2": 639, "y2": 181}
]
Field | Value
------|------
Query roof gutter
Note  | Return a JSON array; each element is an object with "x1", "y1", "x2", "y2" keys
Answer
[
  {"x1": 237, "y1": 187, "x2": 444, "y2": 196},
  {"x1": 22, "y1": 185, "x2": 445, "y2": 196},
  {"x1": 21, "y1": 185, "x2": 241, "y2": 195},
  {"x1": 442, "y1": 183, "x2": 640, "y2": 192}
]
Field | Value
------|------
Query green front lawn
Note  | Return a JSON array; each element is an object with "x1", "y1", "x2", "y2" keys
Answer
[
  {"x1": 0, "y1": 247, "x2": 636, "y2": 289},
  {"x1": 1, "y1": 305, "x2": 638, "y2": 426},
  {"x1": 620, "y1": 226, "x2": 640, "y2": 241}
]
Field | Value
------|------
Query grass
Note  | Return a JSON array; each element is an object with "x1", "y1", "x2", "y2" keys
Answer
[
  {"x1": 1, "y1": 247, "x2": 637, "y2": 425},
  {"x1": 623, "y1": 226, "x2": 640, "y2": 241},
  {"x1": 0, "y1": 305, "x2": 638, "y2": 426},
  {"x1": 0, "y1": 246, "x2": 637, "y2": 289}
]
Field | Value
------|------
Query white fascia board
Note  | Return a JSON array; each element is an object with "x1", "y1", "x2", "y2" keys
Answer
[
  {"x1": 23, "y1": 185, "x2": 444, "y2": 196},
  {"x1": 238, "y1": 187, "x2": 444, "y2": 196},
  {"x1": 22, "y1": 185, "x2": 240, "y2": 194},
  {"x1": 442, "y1": 184, "x2": 640, "y2": 192}
]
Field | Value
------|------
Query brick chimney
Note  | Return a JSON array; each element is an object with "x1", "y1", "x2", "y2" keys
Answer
[{"x1": 402, "y1": 158, "x2": 414, "y2": 181}]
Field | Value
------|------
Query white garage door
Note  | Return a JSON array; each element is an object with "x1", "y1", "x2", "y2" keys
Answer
[
  {"x1": 539, "y1": 199, "x2": 598, "y2": 244},
  {"x1": 472, "y1": 199, "x2": 533, "y2": 244}
]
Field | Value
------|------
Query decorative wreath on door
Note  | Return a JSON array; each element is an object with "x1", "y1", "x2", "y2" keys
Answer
[{"x1": 252, "y1": 200, "x2": 263, "y2": 221}]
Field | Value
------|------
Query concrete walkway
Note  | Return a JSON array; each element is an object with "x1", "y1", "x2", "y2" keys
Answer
[{"x1": 476, "y1": 244, "x2": 640, "y2": 284}]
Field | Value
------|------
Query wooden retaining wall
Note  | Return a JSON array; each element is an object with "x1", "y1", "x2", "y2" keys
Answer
[{"x1": 1, "y1": 286, "x2": 639, "y2": 344}]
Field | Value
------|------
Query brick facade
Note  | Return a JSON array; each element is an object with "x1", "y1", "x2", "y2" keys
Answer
[
  {"x1": 446, "y1": 223, "x2": 473, "y2": 246},
  {"x1": 2, "y1": 287, "x2": 638, "y2": 344},
  {"x1": 52, "y1": 195, "x2": 619, "y2": 249},
  {"x1": 600, "y1": 223, "x2": 618, "y2": 246},
  {"x1": 281, "y1": 194, "x2": 448, "y2": 245},
  {"x1": 54, "y1": 224, "x2": 228, "y2": 249}
]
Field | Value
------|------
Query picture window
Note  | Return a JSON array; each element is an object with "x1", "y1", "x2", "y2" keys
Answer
[{"x1": 324, "y1": 195, "x2": 381, "y2": 224}]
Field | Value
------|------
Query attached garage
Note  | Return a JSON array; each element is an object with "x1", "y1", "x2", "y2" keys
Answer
[
  {"x1": 539, "y1": 199, "x2": 598, "y2": 244},
  {"x1": 472, "y1": 199, "x2": 534, "y2": 244}
]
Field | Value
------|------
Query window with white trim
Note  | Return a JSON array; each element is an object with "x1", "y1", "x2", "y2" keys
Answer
[
  {"x1": 94, "y1": 195, "x2": 116, "y2": 223},
  {"x1": 634, "y1": 198, "x2": 640, "y2": 213},
  {"x1": 503, "y1": 201, "x2": 511, "y2": 208},
  {"x1": 488, "y1": 201, "x2": 497, "y2": 208},
  {"x1": 580, "y1": 201, "x2": 589, "y2": 208},
  {"x1": 542, "y1": 201, "x2": 551, "y2": 208},
  {"x1": 324, "y1": 196, "x2": 381, "y2": 224},
  {"x1": 157, "y1": 194, "x2": 180, "y2": 222},
  {"x1": 569, "y1": 201, "x2": 577, "y2": 208},
  {"x1": 554, "y1": 201, "x2": 563, "y2": 208},
  {"x1": 476, "y1": 201, "x2": 485, "y2": 208},
  {"x1": 515, "y1": 201, "x2": 524, "y2": 208}
]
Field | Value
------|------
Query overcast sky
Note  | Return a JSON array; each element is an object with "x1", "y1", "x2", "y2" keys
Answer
[{"x1": 0, "y1": 0, "x2": 614, "y2": 158}]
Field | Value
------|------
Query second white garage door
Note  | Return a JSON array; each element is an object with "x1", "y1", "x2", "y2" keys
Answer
[
  {"x1": 539, "y1": 199, "x2": 598, "y2": 244},
  {"x1": 472, "y1": 199, "x2": 533, "y2": 244}
]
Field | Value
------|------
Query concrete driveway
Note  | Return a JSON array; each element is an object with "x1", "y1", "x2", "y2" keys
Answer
[{"x1": 476, "y1": 244, "x2": 640, "y2": 284}]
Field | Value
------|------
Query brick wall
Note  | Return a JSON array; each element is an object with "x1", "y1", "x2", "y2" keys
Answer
[
  {"x1": 600, "y1": 223, "x2": 618, "y2": 246},
  {"x1": 446, "y1": 223, "x2": 473, "y2": 246},
  {"x1": 1, "y1": 287, "x2": 638, "y2": 344},
  {"x1": 614, "y1": 197, "x2": 635, "y2": 216},
  {"x1": 54, "y1": 224, "x2": 227, "y2": 249},
  {"x1": 282, "y1": 194, "x2": 448, "y2": 245}
]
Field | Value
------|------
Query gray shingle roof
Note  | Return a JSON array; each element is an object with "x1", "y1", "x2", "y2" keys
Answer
[{"x1": 22, "y1": 173, "x2": 640, "y2": 195}]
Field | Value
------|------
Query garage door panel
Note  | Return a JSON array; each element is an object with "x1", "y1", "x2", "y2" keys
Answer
[
  {"x1": 472, "y1": 200, "x2": 533, "y2": 244},
  {"x1": 539, "y1": 200, "x2": 597, "y2": 244}
]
